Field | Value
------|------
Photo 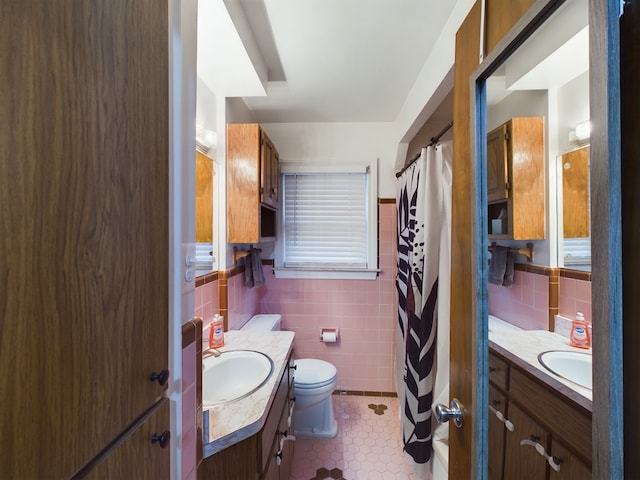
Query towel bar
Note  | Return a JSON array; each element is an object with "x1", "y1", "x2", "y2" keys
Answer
[
  {"x1": 488, "y1": 242, "x2": 534, "y2": 262},
  {"x1": 233, "y1": 246, "x2": 262, "y2": 264}
]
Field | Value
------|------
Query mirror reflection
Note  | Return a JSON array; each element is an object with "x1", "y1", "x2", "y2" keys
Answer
[
  {"x1": 486, "y1": 0, "x2": 590, "y2": 271},
  {"x1": 558, "y1": 146, "x2": 591, "y2": 271}
]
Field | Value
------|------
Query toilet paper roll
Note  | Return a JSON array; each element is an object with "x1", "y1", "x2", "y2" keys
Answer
[{"x1": 320, "y1": 330, "x2": 338, "y2": 343}]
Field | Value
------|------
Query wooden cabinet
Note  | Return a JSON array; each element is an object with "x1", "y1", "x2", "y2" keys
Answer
[
  {"x1": 227, "y1": 124, "x2": 280, "y2": 243},
  {"x1": 201, "y1": 351, "x2": 295, "y2": 479},
  {"x1": 196, "y1": 150, "x2": 214, "y2": 243},
  {"x1": 84, "y1": 399, "x2": 171, "y2": 479},
  {"x1": 0, "y1": 1, "x2": 170, "y2": 477},
  {"x1": 487, "y1": 117, "x2": 545, "y2": 240},
  {"x1": 561, "y1": 146, "x2": 590, "y2": 238},
  {"x1": 488, "y1": 351, "x2": 591, "y2": 479}
]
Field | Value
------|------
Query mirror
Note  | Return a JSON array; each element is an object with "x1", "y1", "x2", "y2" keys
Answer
[
  {"x1": 195, "y1": 77, "x2": 219, "y2": 277},
  {"x1": 485, "y1": 0, "x2": 589, "y2": 271},
  {"x1": 558, "y1": 145, "x2": 591, "y2": 271}
]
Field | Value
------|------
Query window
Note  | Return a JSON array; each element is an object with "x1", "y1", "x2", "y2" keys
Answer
[{"x1": 275, "y1": 161, "x2": 378, "y2": 279}]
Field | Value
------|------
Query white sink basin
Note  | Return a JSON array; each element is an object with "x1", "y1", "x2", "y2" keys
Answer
[
  {"x1": 538, "y1": 350, "x2": 592, "y2": 390},
  {"x1": 203, "y1": 350, "x2": 274, "y2": 406}
]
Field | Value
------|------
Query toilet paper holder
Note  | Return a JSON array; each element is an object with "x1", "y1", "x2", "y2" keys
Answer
[{"x1": 319, "y1": 328, "x2": 339, "y2": 342}]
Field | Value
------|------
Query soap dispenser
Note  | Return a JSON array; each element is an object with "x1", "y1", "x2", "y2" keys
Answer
[{"x1": 570, "y1": 312, "x2": 591, "y2": 349}]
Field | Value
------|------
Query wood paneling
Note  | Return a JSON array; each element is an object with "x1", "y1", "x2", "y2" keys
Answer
[
  {"x1": 502, "y1": 403, "x2": 549, "y2": 480},
  {"x1": 561, "y1": 147, "x2": 590, "y2": 238},
  {"x1": 227, "y1": 124, "x2": 261, "y2": 243},
  {"x1": 84, "y1": 399, "x2": 171, "y2": 479},
  {"x1": 485, "y1": 0, "x2": 537, "y2": 54},
  {"x1": 590, "y1": 0, "x2": 624, "y2": 478},
  {"x1": 621, "y1": 2, "x2": 640, "y2": 477},
  {"x1": 510, "y1": 117, "x2": 545, "y2": 239},
  {"x1": 196, "y1": 151, "x2": 214, "y2": 243},
  {"x1": 0, "y1": 1, "x2": 169, "y2": 477},
  {"x1": 450, "y1": 2, "x2": 482, "y2": 478}
]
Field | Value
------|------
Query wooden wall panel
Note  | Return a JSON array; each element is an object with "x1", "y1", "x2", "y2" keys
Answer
[
  {"x1": 485, "y1": 0, "x2": 537, "y2": 54},
  {"x1": 450, "y1": 2, "x2": 482, "y2": 478},
  {"x1": 0, "y1": 1, "x2": 169, "y2": 477}
]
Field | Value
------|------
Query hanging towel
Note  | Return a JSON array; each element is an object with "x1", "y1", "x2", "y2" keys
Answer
[
  {"x1": 502, "y1": 250, "x2": 515, "y2": 287},
  {"x1": 244, "y1": 252, "x2": 254, "y2": 288},
  {"x1": 250, "y1": 247, "x2": 265, "y2": 287},
  {"x1": 488, "y1": 246, "x2": 508, "y2": 286}
]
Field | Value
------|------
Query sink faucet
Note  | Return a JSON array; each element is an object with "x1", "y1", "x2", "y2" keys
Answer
[{"x1": 203, "y1": 348, "x2": 222, "y2": 358}]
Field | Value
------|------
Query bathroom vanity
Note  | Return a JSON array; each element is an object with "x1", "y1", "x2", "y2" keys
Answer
[
  {"x1": 488, "y1": 323, "x2": 592, "y2": 480},
  {"x1": 200, "y1": 330, "x2": 295, "y2": 480}
]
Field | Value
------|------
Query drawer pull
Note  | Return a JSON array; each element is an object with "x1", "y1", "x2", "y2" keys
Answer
[
  {"x1": 488, "y1": 404, "x2": 514, "y2": 432},
  {"x1": 151, "y1": 430, "x2": 171, "y2": 448},
  {"x1": 519, "y1": 439, "x2": 562, "y2": 472},
  {"x1": 489, "y1": 366, "x2": 497, "y2": 373},
  {"x1": 275, "y1": 451, "x2": 282, "y2": 466},
  {"x1": 149, "y1": 369, "x2": 169, "y2": 386}
]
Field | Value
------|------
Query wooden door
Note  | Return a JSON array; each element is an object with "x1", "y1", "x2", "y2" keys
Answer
[
  {"x1": 450, "y1": 2, "x2": 482, "y2": 478},
  {"x1": 621, "y1": 0, "x2": 640, "y2": 477},
  {"x1": 0, "y1": 1, "x2": 169, "y2": 477},
  {"x1": 486, "y1": 124, "x2": 510, "y2": 202},
  {"x1": 84, "y1": 399, "x2": 171, "y2": 479}
]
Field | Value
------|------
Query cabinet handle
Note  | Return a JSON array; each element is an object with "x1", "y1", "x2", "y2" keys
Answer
[
  {"x1": 149, "y1": 369, "x2": 169, "y2": 386},
  {"x1": 488, "y1": 404, "x2": 514, "y2": 432},
  {"x1": 519, "y1": 439, "x2": 561, "y2": 472},
  {"x1": 488, "y1": 366, "x2": 497, "y2": 373},
  {"x1": 151, "y1": 430, "x2": 171, "y2": 448},
  {"x1": 275, "y1": 451, "x2": 282, "y2": 466}
]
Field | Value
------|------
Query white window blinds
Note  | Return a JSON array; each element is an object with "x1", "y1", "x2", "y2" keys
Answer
[{"x1": 283, "y1": 172, "x2": 369, "y2": 268}]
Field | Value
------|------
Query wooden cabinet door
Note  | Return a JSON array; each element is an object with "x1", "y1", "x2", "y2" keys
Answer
[
  {"x1": 84, "y1": 399, "x2": 170, "y2": 479},
  {"x1": 561, "y1": 147, "x2": 590, "y2": 238},
  {"x1": 260, "y1": 132, "x2": 279, "y2": 210},
  {"x1": 549, "y1": 440, "x2": 591, "y2": 480},
  {"x1": 0, "y1": 1, "x2": 169, "y2": 477},
  {"x1": 488, "y1": 385, "x2": 508, "y2": 480},
  {"x1": 487, "y1": 124, "x2": 510, "y2": 202},
  {"x1": 503, "y1": 404, "x2": 549, "y2": 480}
]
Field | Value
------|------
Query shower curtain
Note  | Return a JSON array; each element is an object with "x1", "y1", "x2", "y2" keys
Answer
[{"x1": 395, "y1": 143, "x2": 452, "y2": 479}]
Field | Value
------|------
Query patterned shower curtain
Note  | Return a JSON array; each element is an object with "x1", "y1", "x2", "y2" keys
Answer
[{"x1": 395, "y1": 145, "x2": 449, "y2": 479}]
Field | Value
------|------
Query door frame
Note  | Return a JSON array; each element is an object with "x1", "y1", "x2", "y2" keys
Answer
[{"x1": 468, "y1": 0, "x2": 623, "y2": 478}]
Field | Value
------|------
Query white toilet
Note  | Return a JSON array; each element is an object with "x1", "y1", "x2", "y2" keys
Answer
[{"x1": 241, "y1": 314, "x2": 338, "y2": 439}]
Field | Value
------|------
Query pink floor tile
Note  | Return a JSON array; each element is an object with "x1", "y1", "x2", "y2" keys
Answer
[{"x1": 290, "y1": 395, "x2": 419, "y2": 480}]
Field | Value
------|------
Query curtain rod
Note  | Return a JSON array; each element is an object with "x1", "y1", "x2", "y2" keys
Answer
[{"x1": 395, "y1": 121, "x2": 453, "y2": 178}]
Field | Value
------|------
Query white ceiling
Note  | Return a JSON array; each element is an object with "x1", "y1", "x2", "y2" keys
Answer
[{"x1": 198, "y1": 0, "x2": 457, "y2": 123}]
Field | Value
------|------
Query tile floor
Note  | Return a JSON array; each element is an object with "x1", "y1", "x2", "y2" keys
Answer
[{"x1": 290, "y1": 395, "x2": 419, "y2": 480}]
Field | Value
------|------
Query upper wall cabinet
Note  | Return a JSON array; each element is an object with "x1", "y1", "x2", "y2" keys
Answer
[
  {"x1": 227, "y1": 123, "x2": 279, "y2": 243},
  {"x1": 487, "y1": 117, "x2": 545, "y2": 240}
]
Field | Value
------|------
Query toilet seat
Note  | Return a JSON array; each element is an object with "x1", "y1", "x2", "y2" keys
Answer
[{"x1": 294, "y1": 359, "x2": 337, "y2": 387}]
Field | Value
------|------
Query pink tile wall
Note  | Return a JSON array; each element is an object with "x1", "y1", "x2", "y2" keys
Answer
[
  {"x1": 558, "y1": 276, "x2": 592, "y2": 324},
  {"x1": 227, "y1": 273, "x2": 261, "y2": 331},
  {"x1": 256, "y1": 203, "x2": 398, "y2": 393},
  {"x1": 488, "y1": 270, "x2": 549, "y2": 330},
  {"x1": 195, "y1": 279, "x2": 220, "y2": 332}
]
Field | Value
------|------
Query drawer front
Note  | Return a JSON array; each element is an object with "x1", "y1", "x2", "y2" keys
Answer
[
  {"x1": 509, "y1": 368, "x2": 591, "y2": 463},
  {"x1": 489, "y1": 353, "x2": 509, "y2": 390}
]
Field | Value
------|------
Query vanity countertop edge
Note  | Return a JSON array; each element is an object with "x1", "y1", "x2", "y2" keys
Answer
[
  {"x1": 202, "y1": 330, "x2": 295, "y2": 458},
  {"x1": 489, "y1": 328, "x2": 592, "y2": 413}
]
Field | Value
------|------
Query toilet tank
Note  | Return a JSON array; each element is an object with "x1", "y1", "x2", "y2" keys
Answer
[{"x1": 240, "y1": 314, "x2": 282, "y2": 332}]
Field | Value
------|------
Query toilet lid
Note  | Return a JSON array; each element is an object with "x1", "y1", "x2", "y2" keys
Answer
[{"x1": 294, "y1": 359, "x2": 337, "y2": 385}]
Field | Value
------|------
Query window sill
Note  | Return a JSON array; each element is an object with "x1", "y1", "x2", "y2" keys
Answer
[{"x1": 273, "y1": 268, "x2": 379, "y2": 280}]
